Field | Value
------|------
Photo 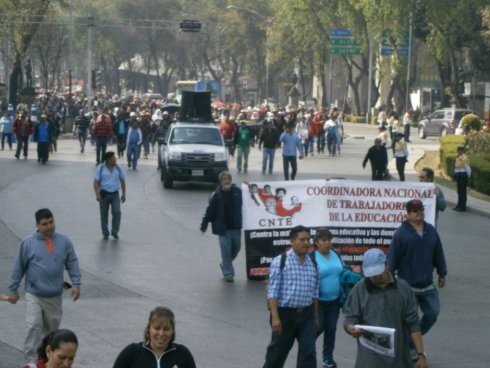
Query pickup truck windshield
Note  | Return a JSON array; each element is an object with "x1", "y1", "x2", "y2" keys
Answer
[{"x1": 170, "y1": 127, "x2": 223, "y2": 146}]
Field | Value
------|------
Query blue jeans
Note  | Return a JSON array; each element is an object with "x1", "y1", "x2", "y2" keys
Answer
[
  {"x1": 317, "y1": 133, "x2": 325, "y2": 153},
  {"x1": 317, "y1": 300, "x2": 341, "y2": 364},
  {"x1": 415, "y1": 287, "x2": 440, "y2": 334},
  {"x1": 307, "y1": 136, "x2": 314, "y2": 154},
  {"x1": 263, "y1": 306, "x2": 317, "y2": 368},
  {"x1": 1, "y1": 132, "x2": 13, "y2": 149},
  {"x1": 78, "y1": 131, "x2": 87, "y2": 152},
  {"x1": 262, "y1": 148, "x2": 275, "y2": 174},
  {"x1": 326, "y1": 133, "x2": 338, "y2": 156},
  {"x1": 408, "y1": 287, "x2": 440, "y2": 351},
  {"x1": 99, "y1": 191, "x2": 121, "y2": 237},
  {"x1": 218, "y1": 230, "x2": 241, "y2": 277},
  {"x1": 127, "y1": 142, "x2": 140, "y2": 169},
  {"x1": 96, "y1": 137, "x2": 109, "y2": 164}
]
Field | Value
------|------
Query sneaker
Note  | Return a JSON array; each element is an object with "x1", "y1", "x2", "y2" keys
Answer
[
  {"x1": 112, "y1": 234, "x2": 119, "y2": 239},
  {"x1": 224, "y1": 275, "x2": 234, "y2": 282},
  {"x1": 103, "y1": 235, "x2": 109, "y2": 240},
  {"x1": 323, "y1": 360, "x2": 337, "y2": 368}
]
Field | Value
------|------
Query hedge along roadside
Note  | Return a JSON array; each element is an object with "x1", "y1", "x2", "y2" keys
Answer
[{"x1": 440, "y1": 135, "x2": 490, "y2": 196}]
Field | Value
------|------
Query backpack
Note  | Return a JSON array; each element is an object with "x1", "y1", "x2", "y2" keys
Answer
[
  {"x1": 265, "y1": 251, "x2": 317, "y2": 310},
  {"x1": 98, "y1": 163, "x2": 122, "y2": 180},
  {"x1": 279, "y1": 251, "x2": 317, "y2": 272},
  {"x1": 329, "y1": 249, "x2": 363, "y2": 307}
]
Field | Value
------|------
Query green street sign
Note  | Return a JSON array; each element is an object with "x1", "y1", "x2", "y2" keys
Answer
[
  {"x1": 330, "y1": 38, "x2": 361, "y2": 46},
  {"x1": 330, "y1": 47, "x2": 362, "y2": 55}
]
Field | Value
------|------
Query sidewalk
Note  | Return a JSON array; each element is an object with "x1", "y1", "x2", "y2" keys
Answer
[{"x1": 387, "y1": 139, "x2": 490, "y2": 218}]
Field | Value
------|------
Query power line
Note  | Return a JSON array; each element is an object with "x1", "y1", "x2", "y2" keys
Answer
[{"x1": 0, "y1": 13, "x2": 183, "y2": 30}]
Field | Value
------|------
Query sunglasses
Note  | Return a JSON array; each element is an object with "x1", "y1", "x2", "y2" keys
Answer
[{"x1": 409, "y1": 207, "x2": 425, "y2": 213}]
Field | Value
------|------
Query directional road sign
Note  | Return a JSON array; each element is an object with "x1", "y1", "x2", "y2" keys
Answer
[{"x1": 330, "y1": 47, "x2": 362, "y2": 55}]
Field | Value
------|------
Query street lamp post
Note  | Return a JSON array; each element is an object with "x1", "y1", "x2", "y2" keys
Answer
[{"x1": 226, "y1": 5, "x2": 270, "y2": 104}]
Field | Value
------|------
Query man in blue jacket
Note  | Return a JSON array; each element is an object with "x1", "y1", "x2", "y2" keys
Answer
[
  {"x1": 7, "y1": 208, "x2": 81, "y2": 363},
  {"x1": 200, "y1": 171, "x2": 242, "y2": 282},
  {"x1": 280, "y1": 122, "x2": 304, "y2": 181},
  {"x1": 387, "y1": 199, "x2": 447, "y2": 359}
]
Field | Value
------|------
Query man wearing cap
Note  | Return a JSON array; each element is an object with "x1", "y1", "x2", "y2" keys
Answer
[
  {"x1": 258, "y1": 121, "x2": 280, "y2": 174},
  {"x1": 93, "y1": 113, "x2": 113, "y2": 165},
  {"x1": 93, "y1": 151, "x2": 126, "y2": 240},
  {"x1": 387, "y1": 199, "x2": 447, "y2": 356},
  {"x1": 74, "y1": 109, "x2": 90, "y2": 153},
  {"x1": 33, "y1": 114, "x2": 53, "y2": 164},
  {"x1": 263, "y1": 225, "x2": 319, "y2": 368},
  {"x1": 344, "y1": 248, "x2": 427, "y2": 368}
]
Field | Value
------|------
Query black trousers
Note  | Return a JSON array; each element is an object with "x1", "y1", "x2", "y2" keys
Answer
[
  {"x1": 263, "y1": 306, "x2": 316, "y2": 368},
  {"x1": 455, "y1": 172, "x2": 468, "y2": 209},
  {"x1": 37, "y1": 142, "x2": 50, "y2": 163},
  {"x1": 396, "y1": 157, "x2": 407, "y2": 181},
  {"x1": 371, "y1": 166, "x2": 386, "y2": 181},
  {"x1": 283, "y1": 155, "x2": 298, "y2": 181}
]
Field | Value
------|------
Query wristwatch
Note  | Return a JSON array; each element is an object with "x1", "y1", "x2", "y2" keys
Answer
[{"x1": 417, "y1": 352, "x2": 426, "y2": 358}]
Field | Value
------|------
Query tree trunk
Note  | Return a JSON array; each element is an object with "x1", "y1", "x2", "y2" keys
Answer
[{"x1": 9, "y1": 58, "x2": 22, "y2": 107}]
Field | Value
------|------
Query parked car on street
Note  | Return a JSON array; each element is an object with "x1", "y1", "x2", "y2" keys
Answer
[{"x1": 417, "y1": 108, "x2": 472, "y2": 139}]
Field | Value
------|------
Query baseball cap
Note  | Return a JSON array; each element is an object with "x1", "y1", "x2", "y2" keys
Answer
[
  {"x1": 362, "y1": 248, "x2": 386, "y2": 277},
  {"x1": 79, "y1": 108, "x2": 85, "y2": 114},
  {"x1": 406, "y1": 199, "x2": 424, "y2": 212}
]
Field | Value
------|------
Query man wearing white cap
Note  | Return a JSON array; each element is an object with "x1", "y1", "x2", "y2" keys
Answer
[{"x1": 343, "y1": 248, "x2": 427, "y2": 368}]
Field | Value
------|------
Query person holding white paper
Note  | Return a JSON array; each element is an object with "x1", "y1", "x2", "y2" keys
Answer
[{"x1": 343, "y1": 248, "x2": 427, "y2": 368}]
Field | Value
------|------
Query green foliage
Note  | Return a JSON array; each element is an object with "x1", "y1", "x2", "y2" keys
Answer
[
  {"x1": 460, "y1": 114, "x2": 483, "y2": 133},
  {"x1": 467, "y1": 131, "x2": 490, "y2": 161},
  {"x1": 439, "y1": 135, "x2": 465, "y2": 174},
  {"x1": 440, "y1": 133, "x2": 490, "y2": 194},
  {"x1": 344, "y1": 114, "x2": 367, "y2": 124},
  {"x1": 469, "y1": 156, "x2": 490, "y2": 195}
]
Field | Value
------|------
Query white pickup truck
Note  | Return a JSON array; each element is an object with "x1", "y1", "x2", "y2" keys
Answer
[{"x1": 159, "y1": 91, "x2": 228, "y2": 189}]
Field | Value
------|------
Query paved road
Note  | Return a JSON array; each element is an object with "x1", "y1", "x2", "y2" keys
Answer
[{"x1": 0, "y1": 124, "x2": 489, "y2": 367}]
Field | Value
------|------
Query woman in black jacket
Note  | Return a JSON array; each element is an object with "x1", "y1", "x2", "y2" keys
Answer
[{"x1": 113, "y1": 306, "x2": 196, "y2": 368}]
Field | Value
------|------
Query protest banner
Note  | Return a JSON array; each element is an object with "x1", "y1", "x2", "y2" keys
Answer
[{"x1": 242, "y1": 179, "x2": 436, "y2": 280}]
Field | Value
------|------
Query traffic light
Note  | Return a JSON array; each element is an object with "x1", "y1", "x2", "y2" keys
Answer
[{"x1": 180, "y1": 20, "x2": 201, "y2": 32}]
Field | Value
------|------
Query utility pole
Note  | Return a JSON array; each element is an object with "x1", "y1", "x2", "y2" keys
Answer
[
  {"x1": 366, "y1": 33, "x2": 374, "y2": 124},
  {"x1": 405, "y1": 12, "x2": 413, "y2": 112},
  {"x1": 87, "y1": 15, "x2": 94, "y2": 110}
]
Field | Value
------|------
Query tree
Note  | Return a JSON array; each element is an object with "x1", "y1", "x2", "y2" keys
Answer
[
  {"x1": 415, "y1": 0, "x2": 490, "y2": 107},
  {"x1": 1, "y1": 0, "x2": 61, "y2": 106}
]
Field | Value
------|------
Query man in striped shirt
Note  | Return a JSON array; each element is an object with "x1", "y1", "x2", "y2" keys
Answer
[{"x1": 264, "y1": 225, "x2": 319, "y2": 368}]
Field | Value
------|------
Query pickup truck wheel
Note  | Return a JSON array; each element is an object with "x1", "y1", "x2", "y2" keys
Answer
[
  {"x1": 161, "y1": 166, "x2": 173, "y2": 189},
  {"x1": 440, "y1": 127, "x2": 447, "y2": 137},
  {"x1": 418, "y1": 126, "x2": 426, "y2": 139}
]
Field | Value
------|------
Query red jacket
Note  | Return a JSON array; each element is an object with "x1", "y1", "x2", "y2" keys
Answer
[
  {"x1": 13, "y1": 118, "x2": 34, "y2": 137},
  {"x1": 220, "y1": 120, "x2": 237, "y2": 140},
  {"x1": 93, "y1": 121, "x2": 113, "y2": 138}
]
